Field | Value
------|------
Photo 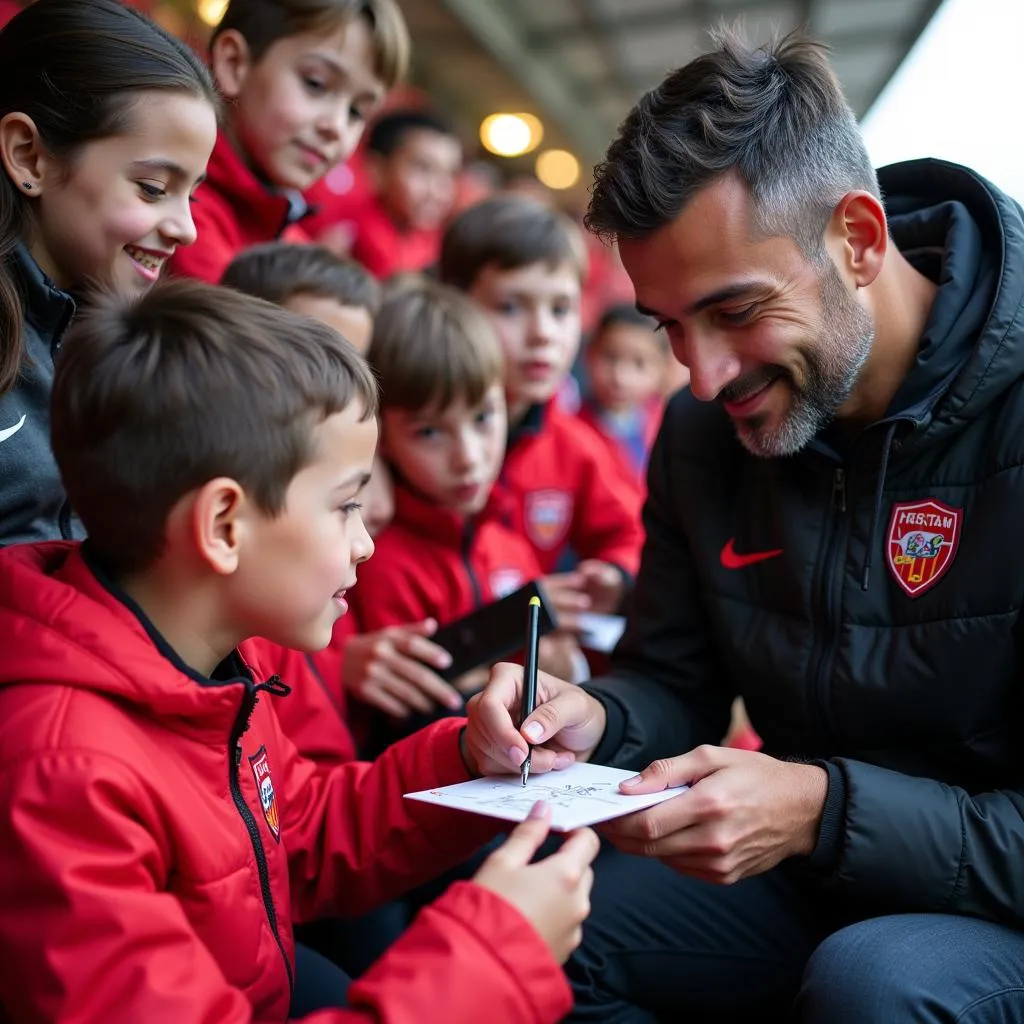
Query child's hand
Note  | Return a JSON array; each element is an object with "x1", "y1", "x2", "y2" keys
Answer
[
  {"x1": 452, "y1": 665, "x2": 491, "y2": 695},
  {"x1": 575, "y1": 560, "x2": 626, "y2": 615},
  {"x1": 538, "y1": 634, "x2": 587, "y2": 682},
  {"x1": 344, "y1": 620, "x2": 463, "y2": 718},
  {"x1": 472, "y1": 802, "x2": 599, "y2": 964},
  {"x1": 540, "y1": 572, "x2": 592, "y2": 633}
]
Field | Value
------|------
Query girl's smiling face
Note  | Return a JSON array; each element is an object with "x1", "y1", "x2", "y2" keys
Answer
[{"x1": 8, "y1": 89, "x2": 216, "y2": 294}]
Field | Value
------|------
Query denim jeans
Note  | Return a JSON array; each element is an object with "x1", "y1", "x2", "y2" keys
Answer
[{"x1": 566, "y1": 845, "x2": 1024, "y2": 1023}]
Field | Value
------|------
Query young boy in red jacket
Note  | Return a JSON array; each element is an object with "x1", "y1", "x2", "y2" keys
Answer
[
  {"x1": 0, "y1": 280, "x2": 598, "y2": 1023},
  {"x1": 440, "y1": 195, "x2": 645, "y2": 628},
  {"x1": 351, "y1": 280, "x2": 586, "y2": 721},
  {"x1": 328, "y1": 108, "x2": 462, "y2": 280},
  {"x1": 170, "y1": 0, "x2": 409, "y2": 284}
]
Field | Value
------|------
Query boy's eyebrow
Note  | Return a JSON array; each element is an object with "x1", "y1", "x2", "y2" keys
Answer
[
  {"x1": 335, "y1": 470, "x2": 373, "y2": 493},
  {"x1": 637, "y1": 281, "x2": 770, "y2": 319},
  {"x1": 301, "y1": 51, "x2": 385, "y2": 100}
]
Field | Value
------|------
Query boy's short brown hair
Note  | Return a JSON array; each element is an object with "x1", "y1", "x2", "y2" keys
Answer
[
  {"x1": 222, "y1": 242, "x2": 382, "y2": 316},
  {"x1": 212, "y1": 0, "x2": 409, "y2": 88},
  {"x1": 51, "y1": 279, "x2": 378, "y2": 576},
  {"x1": 369, "y1": 277, "x2": 503, "y2": 413},
  {"x1": 439, "y1": 194, "x2": 587, "y2": 292}
]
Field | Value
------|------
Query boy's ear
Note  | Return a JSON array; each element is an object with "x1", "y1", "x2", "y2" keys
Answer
[
  {"x1": 191, "y1": 478, "x2": 247, "y2": 575},
  {"x1": 0, "y1": 112, "x2": 52, "y2": 195},
  {"x1": 209, "y1": 29, "x2": 254, "y2": 101}
]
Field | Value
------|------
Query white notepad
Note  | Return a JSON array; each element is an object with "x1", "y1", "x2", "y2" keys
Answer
[
  {"x1": 405, "y1": 761, "x2": 688, "y2": 832},
  {"x1": 576, "y1": 612, "x2": 627, "y2": 654}
]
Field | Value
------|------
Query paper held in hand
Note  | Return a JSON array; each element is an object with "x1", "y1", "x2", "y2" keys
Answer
[{"x1": 405, "y1": 761, "x2": 689, "y2": 832}]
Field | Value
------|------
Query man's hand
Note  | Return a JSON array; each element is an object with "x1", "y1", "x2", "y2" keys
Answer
[
  {"x1": 343, "y1": 619, "x2": 462, "y2": 718},
  {"x1": 464, "y1": 662, "x2": 608, "y2": 776},
  {"x1": 602, "y1": 746, "x2": 828, "y2": 885}
]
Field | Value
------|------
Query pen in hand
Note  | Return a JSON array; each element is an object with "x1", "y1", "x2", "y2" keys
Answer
[{"x1": 519, "y1": 595, "x2": 542, "y2": 786}]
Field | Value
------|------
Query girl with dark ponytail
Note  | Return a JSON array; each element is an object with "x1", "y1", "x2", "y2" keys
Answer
[{"x1": 0, "y1": 0, "x2": 218, "y2": 544}]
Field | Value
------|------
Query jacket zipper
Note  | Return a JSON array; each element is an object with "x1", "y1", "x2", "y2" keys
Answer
[
  {"x1": 58, "y1": 500, "x2": 73, "y2": 540},
  {"x1": 462, "y1": 523, "x2": 484, "y2": 609},
  {"x1": 54, "y1": 300, "x2": 76, "y2": 541},
  {"x1": 229, "y1": 687, "x2": 294, "y2": 998},
  {"x1": 807, "y1": 467, "x2": 847, "y2": 744}
]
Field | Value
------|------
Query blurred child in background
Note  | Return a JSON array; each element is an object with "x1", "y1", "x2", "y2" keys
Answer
[
  {"x1": 579, "y1": 303, "x2": 676, "y2": 489},
  {"x1": 343, "y1": 109, "x2": 462, "y2": 278},
  {"x1": 222, "y1": 239, "x2": 381, "y2": 352},
  {"x1": 440, "y1": 195, "x2": 645, "y2": 629},
  {"x1": 351, "y1": 278, "x2": 586, "y2": 739}
]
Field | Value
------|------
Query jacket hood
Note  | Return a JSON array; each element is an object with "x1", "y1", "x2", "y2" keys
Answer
[
  {"x1": 879, "y1": 159, "x2": 1024, "y2": 441},
  {"x1": 0, "y1": 543, "x2": 249, "y2": 737}
]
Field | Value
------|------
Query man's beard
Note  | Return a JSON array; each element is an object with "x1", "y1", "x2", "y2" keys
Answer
[{"x1": 727, "y1": 262, "x2": 875, "y2": 458}]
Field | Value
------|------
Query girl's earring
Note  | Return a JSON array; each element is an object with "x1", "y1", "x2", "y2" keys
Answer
[{"x1": 21, "y1": 182, "x2": 33, "y2": 191}]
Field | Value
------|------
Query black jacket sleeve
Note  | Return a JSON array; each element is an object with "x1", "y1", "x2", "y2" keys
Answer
[
  {"x1": 819, "y1": 758, "x2": 1024, "y2": 925},
  {"x1": 582, "y1": 406, "x2": 735, "y2": 771}
]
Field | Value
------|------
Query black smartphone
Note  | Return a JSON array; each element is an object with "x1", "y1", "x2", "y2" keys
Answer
[{"x1": 430, "y1": 580, "x2": 558, "y2": 681}]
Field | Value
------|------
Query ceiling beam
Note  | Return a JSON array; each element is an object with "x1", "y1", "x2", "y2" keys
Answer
[
  {"x1": 526, "y1": 0, "x2": 801, "y2": 50},
  {"x1": 436, "y1": 0, "x2": 615, "y2": 163}
]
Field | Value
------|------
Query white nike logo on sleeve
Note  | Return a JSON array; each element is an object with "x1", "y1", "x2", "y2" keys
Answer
[{"x1": 0, "y1": 414, "x2": 27, "y2": 443}]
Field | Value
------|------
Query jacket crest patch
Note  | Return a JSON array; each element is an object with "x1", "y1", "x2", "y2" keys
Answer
[
  {"x1": 886, "y1": 498, "x2": 962, "y2": 598},
  {"x1": 248, "y1": 745, "x2": 280, "y2": 842},
  {"x1": 525, "y1": 489, "x2": 573, "y2": 551}
]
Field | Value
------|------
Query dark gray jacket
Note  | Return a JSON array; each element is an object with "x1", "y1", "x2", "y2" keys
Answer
[
  {"x1": 585, "y1": 159, "x2": 1024, "y2": 927},
  {"x1": 0, "y1": 245, "x2": 82, "y2": 545}
]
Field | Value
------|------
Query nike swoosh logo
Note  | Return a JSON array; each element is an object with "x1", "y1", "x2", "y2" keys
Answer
[
  {"x1": 720, "y1": 537, "x2": 784, "y2": 569},
  {"x1": 0, "y1": 414, "x2": 26, "y2": 444}
]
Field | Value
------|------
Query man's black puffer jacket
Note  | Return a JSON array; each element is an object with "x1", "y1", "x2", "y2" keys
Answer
[{"x1": 585, "y1": 158, "x2": 1024, "y2": 927}]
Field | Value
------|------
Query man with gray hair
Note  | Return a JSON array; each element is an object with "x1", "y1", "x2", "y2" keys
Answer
[{"x1": 464, "y1": 27, "x2": 1024, "y2": 1022}]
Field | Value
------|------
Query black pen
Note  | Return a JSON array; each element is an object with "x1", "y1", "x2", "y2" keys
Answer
[{"x1": 519, "y1": 595, "x2": 542, "y2": 786}]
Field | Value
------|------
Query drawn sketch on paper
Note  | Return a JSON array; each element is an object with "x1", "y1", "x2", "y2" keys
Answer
[
  {"x1": 407, "y1": 761, "x2": 689, "y2": 831},
  {"x1": 459, "y1": 779, "x2": 625, "y2": 816}
]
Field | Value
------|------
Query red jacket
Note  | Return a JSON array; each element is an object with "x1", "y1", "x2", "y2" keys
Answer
[
  {"x1": 247, "y1": 636, "x2": 357, "y2": 768},
  {"x1": 169, "y1": 132, "x2": 311, "y2": 284},
  {"x1": 576, "y1": 398, "x2": 664, "y2": 491},
  {"x1": 499, "y1": 401, "x2": 645, "y2": 575},
  {"x1": 0, "y1": 543, "x2": 570, "y2": 1024},
  {"x1": 346, "y1": 193, "x2": 442, "y2": 280},
  {"x1": 351, "y1": 482, "x2": 542, "y2": 633}
]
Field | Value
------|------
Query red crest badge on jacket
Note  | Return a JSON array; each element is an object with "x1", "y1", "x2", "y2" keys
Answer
[
  {"x1": 248, "y1": 745, "x2": 280, "y2": 842},
  {"x1": 524, "y1": 489, "x2": 573, "y2": 551},
  {"x1": 886, "y1": 498, "x2": 962, "y2": 598}
]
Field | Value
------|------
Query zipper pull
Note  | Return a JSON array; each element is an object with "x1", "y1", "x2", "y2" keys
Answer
[
  {"x1": 256, "y1": 674, "x2": 291, "y2": 698},
  {"x1": 234, "y1": 742, "x2": 242, "y2": 768},
  {"x1": 832, "y1": 468, "x2": 847, "y2": 513}
]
